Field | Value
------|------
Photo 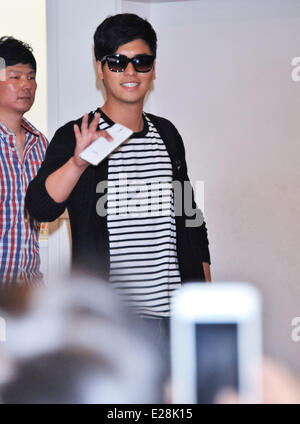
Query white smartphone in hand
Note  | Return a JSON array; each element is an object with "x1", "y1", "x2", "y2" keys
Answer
[
  {"x1": 79, "y1": 123, "x2": 133, "y2": 166},
  {"x1": 171, "y1": 282, "x2": 262, "y2": 404}
]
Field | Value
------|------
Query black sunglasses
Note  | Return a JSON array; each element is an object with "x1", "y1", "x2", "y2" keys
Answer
[{"x1": 101, "y1": 53, "x2": 155, "y2": 73}]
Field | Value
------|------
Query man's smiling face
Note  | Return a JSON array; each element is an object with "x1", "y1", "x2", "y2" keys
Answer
[{"x1": 97, "y1": 38, "x2": 156, "y2": 108}]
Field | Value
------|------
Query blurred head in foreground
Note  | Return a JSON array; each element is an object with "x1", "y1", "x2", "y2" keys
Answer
[{"x1": 0, "y1": 275, "x2": 164, "y2": 403}]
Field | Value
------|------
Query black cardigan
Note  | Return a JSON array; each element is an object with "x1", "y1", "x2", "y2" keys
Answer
[{"x1": 25, "y1": 111, "x2": 210, "y2": 282}]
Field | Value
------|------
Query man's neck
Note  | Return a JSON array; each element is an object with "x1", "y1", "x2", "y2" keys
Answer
[
  {"x1": 101, "y1": 102, "x2": 144, "y2": 133},
  {"x1": 0, "y1": 110, "x2": 24, "y2": 136}
]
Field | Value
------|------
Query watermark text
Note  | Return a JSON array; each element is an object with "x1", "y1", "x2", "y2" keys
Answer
[{"x1": 95, "y1": 175, "x2": 205, "y2": 228}]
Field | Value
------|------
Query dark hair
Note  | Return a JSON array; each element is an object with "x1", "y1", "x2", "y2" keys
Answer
[
  {"x1": 0, "y1": 36, "x2": 36, "y2": 72},
  {"x1": 94, "y1": 13, "x2": 157, "y2": 62}
]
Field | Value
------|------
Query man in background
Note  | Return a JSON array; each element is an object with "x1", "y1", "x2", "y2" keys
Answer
[{"x1": 0, "y1": 37, "x2": 48, "y2": 285}]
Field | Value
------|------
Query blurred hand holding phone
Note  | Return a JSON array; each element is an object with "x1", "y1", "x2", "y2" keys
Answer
[{"x1": 171, "y1": 282, "x2": 262, "y2": 404}]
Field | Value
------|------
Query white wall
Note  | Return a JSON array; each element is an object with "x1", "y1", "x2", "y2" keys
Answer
[
  {"x1": 148, "y1": 0, "x2": 300, "y2": 371},
  {"x1": 122, "y1": 0, "x2": 150, "y2": 16}
]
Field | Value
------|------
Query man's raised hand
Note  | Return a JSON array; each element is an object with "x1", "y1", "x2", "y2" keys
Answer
[{"x1": 73, "y1": 112, "x2": 112, "y2": 168}]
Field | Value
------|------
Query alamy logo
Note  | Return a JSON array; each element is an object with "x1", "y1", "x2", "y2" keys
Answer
[
  {"x1": 0, "y1": 316, "x2": 6, "y2": 342},
  {"x1": 291, "y1": 317, "x2": 300, "y2": 342},
  {"x1": 291, "y1": 57, "x2": 300, "y2": 82},
  {"x1": 95, "y1": 175, "x2": 205, "y2": 228}
]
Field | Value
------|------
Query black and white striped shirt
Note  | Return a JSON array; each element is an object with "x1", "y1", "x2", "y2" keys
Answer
[{"x1": 99, "y1": 112, "x2": 181, "y2": 318}]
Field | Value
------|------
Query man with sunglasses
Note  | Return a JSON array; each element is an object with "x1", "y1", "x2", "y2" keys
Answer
[{"x1": 26, "y1": 14, "x2": 211, "y2": 320}]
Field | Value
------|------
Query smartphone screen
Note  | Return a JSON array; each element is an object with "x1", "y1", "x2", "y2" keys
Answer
[{"x1": 195, "y1": 323, "x2": 239, "y2": 403}]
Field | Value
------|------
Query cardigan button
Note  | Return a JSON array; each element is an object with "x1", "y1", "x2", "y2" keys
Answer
[{"x1": 175, "y1": 159, "x2": 181, "y2": 171}]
